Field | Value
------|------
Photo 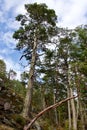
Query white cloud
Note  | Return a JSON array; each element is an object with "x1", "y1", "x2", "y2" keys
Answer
[
  {"x1": 6, "y1": 18, "x2": 20, "y2": 30},
  {"x1": 0, "y1": 11, "x2": 5, "y2": 23},
  {"x1": 0, "y1": 0, "x2": 87, "y2": 80},
  {"x1": 5, "y1": 59, "x2": 22, "y2": 80},
  {"x1": 0, "y1": 55, "x2": 23, "y2": 80},
  {"x1": 59, "y1": 0, "x2": 87, "y2": 28},
  {"x1": 1, "y1": 0, "x2": 87, "y2": 28},
  {"x1": 14, "y1": 0, "x2": 87, "y2": 28},
  {"x1": 14, "y1": 5, "x2": 26, "y2": 15},
  {"x1": 2, "y1": 0, "x2": 21, "y2": 12},
  {"x1": 0, "y1": 31, "x2": 16, "y2": 48},
  {"x1": 0, "y1": 48, "x2": 13, "y2": 55}
]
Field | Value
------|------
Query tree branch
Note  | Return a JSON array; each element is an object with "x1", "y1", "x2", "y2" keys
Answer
[{"x1": 24, "y1": 95, "x2": 78, "y2": 130}]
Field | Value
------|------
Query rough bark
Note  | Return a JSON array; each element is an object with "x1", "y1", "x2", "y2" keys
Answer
[
  {"x1": 22, "y1": 35, "x2": 37, "y2": 119},
  {"x1": 23, "y1": 96, "x2": 78, "y2": 130}
]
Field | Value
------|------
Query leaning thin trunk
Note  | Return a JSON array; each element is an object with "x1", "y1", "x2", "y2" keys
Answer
[
  {"x1": 24, "y1": 96, "x2": 78, "y2": 130},
  {"x1": 22, "y1": 34, "x2": 37, "y2": 119},
  {"x1": 70, "y1": 88, "x2": 77, "y2": 130}
]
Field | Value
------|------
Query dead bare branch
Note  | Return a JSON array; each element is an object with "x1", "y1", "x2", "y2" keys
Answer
[{"x1": 24, "y1": 95, "x2": 78, "y2": 130}]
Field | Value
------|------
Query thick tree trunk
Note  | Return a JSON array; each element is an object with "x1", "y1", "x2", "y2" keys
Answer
[
  {"x1": 22, "y1": 35, "x2": 37, "y2": 119},
  {"x1": 70, "y1": 88, "x2": 77, "y2": 130}
]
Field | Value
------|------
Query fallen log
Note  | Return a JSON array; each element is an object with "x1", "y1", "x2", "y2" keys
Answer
[{"x1": 24, "y1": 95, "x2": 78, "y2": 130}]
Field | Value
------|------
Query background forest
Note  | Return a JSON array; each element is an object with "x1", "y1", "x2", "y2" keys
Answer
[{"x1": 0, "y1": 3, "x2": 87, "y2": 130}]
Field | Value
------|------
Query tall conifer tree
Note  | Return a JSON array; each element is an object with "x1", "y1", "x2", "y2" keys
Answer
[{"x1": 13, "y1": 3, "x2": 57, "y2": 118}]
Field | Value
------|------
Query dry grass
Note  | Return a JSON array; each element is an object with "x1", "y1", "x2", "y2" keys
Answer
[{"x1": 0, "y1": 124, "x2": 14, "y2": 130}]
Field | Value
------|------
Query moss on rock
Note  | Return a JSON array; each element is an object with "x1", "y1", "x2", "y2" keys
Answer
[{"x1": 0, "y1": 84, "x2": 26, "y2": 130}]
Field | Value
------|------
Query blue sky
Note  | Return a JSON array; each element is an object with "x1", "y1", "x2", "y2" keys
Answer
[{"x1": 0, "y1": 0, "x2": 87, "y2": 79}]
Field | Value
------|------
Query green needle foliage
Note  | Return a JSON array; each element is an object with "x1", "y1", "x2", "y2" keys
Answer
[
  {"x1": 13, "y1": 3, "x2": 57, "y2": 63},
  {"x1": 13, "y1": 3, "x2": 58, "y2": 119}
]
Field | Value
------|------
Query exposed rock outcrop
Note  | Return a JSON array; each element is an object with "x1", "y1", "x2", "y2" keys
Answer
[{"x1": 0, "y1": 81, "x2": 25, "y2": 130}]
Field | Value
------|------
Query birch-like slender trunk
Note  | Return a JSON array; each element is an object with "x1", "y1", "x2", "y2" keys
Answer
[
  {"x1": 22, "y1": 34, "x2": 37, "y2": 119},
  {"x1": 77, "y1": 88, "x2": 85, "y2": 130},
  {"x1": 79, "y1": 100, "x2": 85, "y2": 130},
  {"x1": 67, "y1": 63, "x2": 72, "y2": 130},
  {"x1": 53, "y1": 92, "x2": 58, "y2": 126},
  {"x1": 41, "y1": 86, "x2": 46, "y2": 110},
  {"x1": 67, "y1": 87, "x2": 72, "y2": 130},
  {"x1": 68, "y1": 67, "x2": 77, "y2": 130},
  {"x1": 75, "y1": 65, "x2": 85, "y2": 130},
  {"x1": 70, "y1": 88, "x2": 77, "y2": 130},
  {"x1": 76, "y1": 97, "x2": 79, "y2": 120}
]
